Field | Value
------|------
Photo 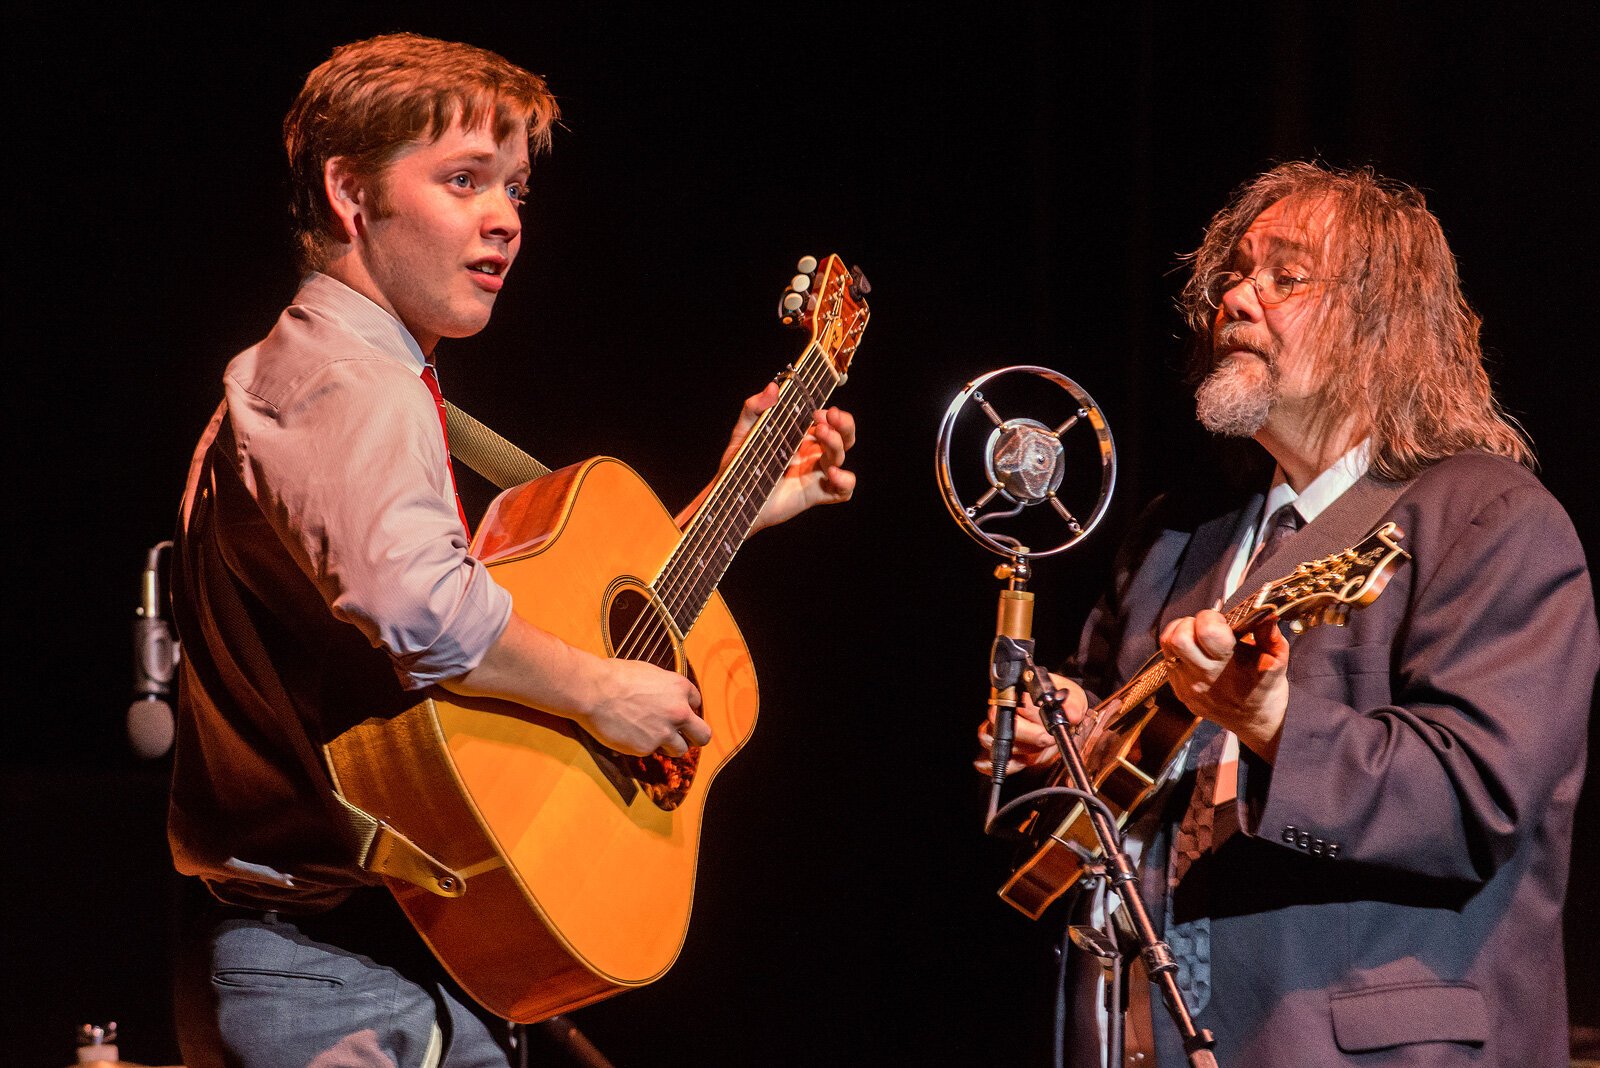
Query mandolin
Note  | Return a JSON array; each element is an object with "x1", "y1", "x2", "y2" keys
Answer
[{"x1": 1000, "y1": 522, "x2": 1409, "y2": 919}]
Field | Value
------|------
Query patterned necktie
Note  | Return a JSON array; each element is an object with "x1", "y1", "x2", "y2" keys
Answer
[
  {"x1": 1244, "y1": 502, "x2": 1305, "y2": 583},
  {"x1": 419, "y1": 364, "x2": 471, "y2": 536},
  {"x1": 1164, "y1": 501, "x2": 1304, "y2": 1011}
]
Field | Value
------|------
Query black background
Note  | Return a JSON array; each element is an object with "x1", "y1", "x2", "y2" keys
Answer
[{"x1": 7, "y1": 4, "x2": 1597, "y2": 1065}]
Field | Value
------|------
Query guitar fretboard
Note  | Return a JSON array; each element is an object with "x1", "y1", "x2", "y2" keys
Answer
[{"x1": 654, "y1": 344, "x2": 841, "y2": 634}]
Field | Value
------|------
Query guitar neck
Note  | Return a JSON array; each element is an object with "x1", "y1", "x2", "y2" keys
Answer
[{"x1": 655, "y1": 344, "x2": 841, "y2": 634}]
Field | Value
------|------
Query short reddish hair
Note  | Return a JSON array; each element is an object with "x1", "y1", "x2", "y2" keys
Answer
[{"x1": 284, "y1": 32, "x2": 559, "y2": 271}]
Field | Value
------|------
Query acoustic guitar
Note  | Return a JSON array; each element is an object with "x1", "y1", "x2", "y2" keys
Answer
[
  {"x1": 999, "y1": 522, "x2": 1409, "y2": 919},
  {"x1": 324, "y1": 255, "x2": 869, "y2": 1022}
]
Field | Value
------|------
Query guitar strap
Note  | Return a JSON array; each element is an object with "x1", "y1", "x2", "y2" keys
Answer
[
  {"x1": 188, "y1": 394, "x2": 548, "y2": 898},
  {"x1": 442, "y1": 400, "x2": 552, "y2": 490}
]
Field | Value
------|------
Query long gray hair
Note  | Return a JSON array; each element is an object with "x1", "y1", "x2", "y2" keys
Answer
[{"x1": 1178, "y1": 162, "x2": 1532, "y2": 479}]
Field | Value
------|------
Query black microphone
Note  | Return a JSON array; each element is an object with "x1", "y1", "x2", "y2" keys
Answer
[{"x1": 128, "y1": 541, "x2": 178, "y2": 759}]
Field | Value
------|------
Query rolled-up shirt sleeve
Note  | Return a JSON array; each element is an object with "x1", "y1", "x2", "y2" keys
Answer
[{"x1": 226, "y1": 350, "x2": 512, "y2": 688}]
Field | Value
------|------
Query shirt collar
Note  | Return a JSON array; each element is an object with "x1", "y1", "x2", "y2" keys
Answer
[
  {"x1": 295, "y1": 272, "x2": 429, "y2": 374},
  {"x1": 1262, "y1": 438, "x2": 1372, "y2": 526}
]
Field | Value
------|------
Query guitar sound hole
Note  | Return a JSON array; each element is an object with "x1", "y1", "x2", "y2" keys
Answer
[{"x1": 606, "y1": 584, "x2": 701, "y2": 812}]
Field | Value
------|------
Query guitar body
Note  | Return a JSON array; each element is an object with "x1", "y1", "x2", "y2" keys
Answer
[{"x1": 326, "y1": 457, "x2": 758, "y2": 1022}]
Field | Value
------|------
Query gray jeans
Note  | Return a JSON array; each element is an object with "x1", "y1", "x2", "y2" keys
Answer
[{"x1": 175, "y1": 887, "x2": 511, "y2": 1068}]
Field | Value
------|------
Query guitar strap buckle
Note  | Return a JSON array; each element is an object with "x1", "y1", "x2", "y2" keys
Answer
[{"x1": 332, "y1": 791, "x2": 467, "y2": 899}]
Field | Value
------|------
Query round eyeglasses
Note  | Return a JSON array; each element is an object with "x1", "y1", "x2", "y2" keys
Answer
[{"x1": 1202, "y1": 266, "x2": 1325, "y2": 309}]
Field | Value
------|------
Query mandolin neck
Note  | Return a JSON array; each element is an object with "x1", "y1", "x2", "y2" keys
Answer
[{"x1": 1096, "y1": 594, "x2": 1270, "y2": 716}]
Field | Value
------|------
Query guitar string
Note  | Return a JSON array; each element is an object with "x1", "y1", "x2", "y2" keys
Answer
[
  {"x1": 609, "y1": 348, "x2": 834, "y2": 669},
  {"x1": 666, "y1": 339, "x2": 839, "y2": 616},
  {"x1": 606, "y1": 386, "x2": 818, "y2": 673},
  {"x1": 616, "y1": 318, "x2": 851, "y2": 674},
  {"x1": 605, "y1": 332, "x2": 842, "y2": 671},
  {"x1": 607, "y1": 276, "x2": 863, "y2": 672},
  {"x1": 595, "y1": 345, "x2": 822, "y2": 667},
  {"x1": 664, "y1": 347, "x2": 834, "y2": 616},
  {"x1": 627, "y1": 324, "x2": 836, "y2": 644}
]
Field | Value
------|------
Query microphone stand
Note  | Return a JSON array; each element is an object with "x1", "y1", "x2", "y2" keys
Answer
[{"x1": 994, "y1": 638, "x2": 1218, "y2": 1068}]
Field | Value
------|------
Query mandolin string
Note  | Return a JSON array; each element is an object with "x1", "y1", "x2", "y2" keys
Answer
[
  {"x1": 1088, "y1": 595, "x2": 1266, "y2": 727},
  {"x1": 608, "y1": 340, "x2": 836, "y2": 668}
]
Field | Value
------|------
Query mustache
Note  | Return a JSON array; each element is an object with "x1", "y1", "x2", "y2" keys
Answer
[{"x1": 1210, "y1": 322, "x2": 1278, "y2": 364}]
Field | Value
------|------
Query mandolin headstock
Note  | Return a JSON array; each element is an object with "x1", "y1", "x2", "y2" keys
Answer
[
  {"x1": 1250, "y1": 521, "x2": 1410, "y2": 635},
  {"x1": 777, "y1": 254, "x2": 870, "y2": 380}
]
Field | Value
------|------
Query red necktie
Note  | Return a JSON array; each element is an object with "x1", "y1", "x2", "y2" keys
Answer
[{"x1": 419, "y1": 364, "x2": 471, "y2": 536}]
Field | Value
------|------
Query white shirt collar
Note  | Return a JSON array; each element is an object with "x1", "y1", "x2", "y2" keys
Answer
[
  {"x1": 1225, "y1": 438, "x2": 1372, "y2": 599},
  {"x1": 298, "y1": 272, "x2": 429, "y2": 373},
  {"x1": 1262, "y1": 437, "x2": 1373, "y2": 527}
]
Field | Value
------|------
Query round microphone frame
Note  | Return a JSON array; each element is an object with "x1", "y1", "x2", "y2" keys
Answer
[{"x1": 936, "y1": 365, "x2": 1116, "y2": 559}]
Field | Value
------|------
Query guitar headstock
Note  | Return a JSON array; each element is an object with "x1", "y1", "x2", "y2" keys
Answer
[
  {"x1": 1250, "y1": 522, "x2": 1410, "y2": 635},
  {"x1": 777, "y1": 254, "x2": 870, "y2": 380}
]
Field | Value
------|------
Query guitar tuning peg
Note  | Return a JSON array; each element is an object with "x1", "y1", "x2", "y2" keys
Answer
[
  {"x1": 778, "y1": 289, "x2": 806, "y2": 326},
  {"x1": 796, "y1": 255, "x2": 818, "y2": 275},
  {"x1": 790, "y1": 273, "x2": 811, "y2": 294},
  {"x1": 849, "y1": 265, "x2": 872, "y2": 299}
]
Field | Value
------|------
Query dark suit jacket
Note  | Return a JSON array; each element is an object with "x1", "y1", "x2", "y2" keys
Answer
[{"x1": 1075, "y1": 452, "x2": 1597, "y2": 1067}]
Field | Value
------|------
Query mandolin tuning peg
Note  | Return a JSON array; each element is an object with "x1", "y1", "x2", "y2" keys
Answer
[
  {"x1": 790, "y1": 272, "x2": 811, "y2": 293},
  {"x1": 796, "y1": 255, "x2": 818, "y2": 275}
]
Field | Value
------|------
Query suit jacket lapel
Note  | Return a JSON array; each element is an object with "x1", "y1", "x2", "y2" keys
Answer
[
  {"x1": 1225, "y1": 473, "x2": 1413, "y2": 614},
  {"x1": 1159, "y1": 493, "x2": 1260, "y2": 632}
]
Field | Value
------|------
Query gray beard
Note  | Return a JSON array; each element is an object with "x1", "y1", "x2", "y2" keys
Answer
[{"x1": 1195, "y1": 351, "x2": 1278, "y2": 437}]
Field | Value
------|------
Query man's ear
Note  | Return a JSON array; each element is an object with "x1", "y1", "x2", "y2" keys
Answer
[{"x1": 323, "y1": 157, "x2": 369, "y2": 245}]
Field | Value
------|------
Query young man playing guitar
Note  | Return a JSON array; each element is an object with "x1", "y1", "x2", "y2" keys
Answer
[{"x1": 169, "y1": 33, "x2": 855, "y2": 1067}]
